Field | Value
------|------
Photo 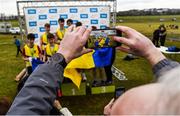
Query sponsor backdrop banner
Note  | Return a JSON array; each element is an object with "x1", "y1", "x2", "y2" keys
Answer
[{"x1": 24, "y1": 6, "x2": 110, "y2": 44}]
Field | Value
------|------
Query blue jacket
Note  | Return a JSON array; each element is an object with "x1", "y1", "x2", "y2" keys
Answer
[{"x1": 15, "y1": 39, "x2": 21, "y2": 46}]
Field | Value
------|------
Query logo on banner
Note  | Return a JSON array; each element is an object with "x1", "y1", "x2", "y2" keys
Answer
[
  {"x1": 100, "y1": 7, "x2": 109, "y2": 12},
  {"x1": 100, "y1": 25, "x2": 107, "y2": 29},
  {"x1": 90, "y1": 14, "x2": 99, "y2": 18},
  {"x1": 73, "y1": 20, "x2": 78, "y2": 24},
  {"x1": 39, "y1": 27, "x2": 45, "y2": 32},
  {"x1": 28, "y1": 27, "x2": 37, "y2": 33},
  {"x1": 81, "y1": 20, "x2": 90, "y2": 25},
  {"x1": 28, "y1": 9, "x2": 36, "y2": 14},
  {"x1": 69, "y1": 14, "x2": 77, "y2": 19},
  {"x1": 49, "y1": 9, "x2": 57, "y2": 13},
  {"x1": 51, "y1": 27, "x2": 58, "y2": 33},
  {"x1": 49, "y1": 14, "x2": 58, "y2": 19},
  {"x1": 91, "y1": 20, "x2": 98, "y2": 24},
  {"x1": 34, "y1": 33, "x2": 39, "y2": 39},
  {"x1": 100, "y1": 14, "x2": 107, "y2": 18},
  {"x1": 58, "y1": 8, "x2": 68, "y2": 13},
  {"x1": 60, "y1": 14, "x2": 68, "y2": 19},
  {"x1": 80, "y1": 14, "x2": 88, "y2": 18},
  {"x1": 29, "y1": 21, "x2": 37, "y2": 27},
  {"x1": 50, "y1": 20, "x2": 58, "y2": 25},
  {"x1": 90, "y1": 8, "x2": 98, "y2": 12},
  {"x1": 39, "y1": 15, "x2": 47, "y2": 20},
  {"x1": 27, "y1": 15, "x2": 37, "y2": 21},
  {"x1": 70, "y1": 8, "x2": 78, "y2": 13},
  {"x1": 100, "y1": 20, "x2": 108, "y2": 25},
  {"x1": 79, "y1": 8, "x2": 87, "y2": 13},
  {"x1": 38, "y1": 8, "x2": 48, "y2": 14}
]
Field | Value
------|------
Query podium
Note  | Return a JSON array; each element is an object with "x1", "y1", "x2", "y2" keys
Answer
[
  {"x1": 61, "y1": 82, "x2": 115, "y2": 96},
  {"x1": 61, "y1": 82, "x2": 86, "y2": 96},
  {"x1": 91, "y1": 85, "x2": 115, "y2": 94}
]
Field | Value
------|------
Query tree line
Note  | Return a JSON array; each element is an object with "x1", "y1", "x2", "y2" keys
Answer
[{"x1": 117, "y1": 8, "x2": 180, "y2": 16}]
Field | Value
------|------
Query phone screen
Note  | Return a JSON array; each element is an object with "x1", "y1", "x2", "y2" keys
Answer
[
  {"x1": 85, "y1": 29, "x2": 121, "y2": 49},
  {"x1": 115, "y1": 87, "x2": 125, "y2": 99}
]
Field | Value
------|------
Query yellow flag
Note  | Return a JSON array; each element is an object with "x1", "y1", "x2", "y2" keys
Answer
[{"x1": 64, "y1": 51, "x2": 95, "y2": 88}]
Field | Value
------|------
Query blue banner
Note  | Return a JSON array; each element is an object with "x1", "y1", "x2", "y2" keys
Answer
[
  {"x1": 49, "y1": 9, "x2": 57, "y2": 13},
  {"x1": 91, "y1": 20, "x2": 98, "y2": 24},
  {"x1": 80, "y1": 14, "x2": 88, "y2": 18},
  {"x1": 60, "y1": 14, "x2": 68, "y2": 19},
  {"x1": 29, "y1": 21, "x2": 37, "y2": 27},
  {"x1": 50, "y1": 20, "x2": 58, "y2": 25},
  {"x1": 70, "y1": 8, "x2": 78, "y2": 13},
  {"x1": 39, "y1": 15, "x2": 47, "y2": 20},
  {"x1": 100, "y1": 14, "x2": 107, "y2": 18},
  {"x1": 28, "y1": 9, "x2": 36, "y2": 14},
  {"x1": 90, "y1": 8, "x2": 98, "y2": 12}
]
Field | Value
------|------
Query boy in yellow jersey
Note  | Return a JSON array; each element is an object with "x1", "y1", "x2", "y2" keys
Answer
[
  {"x1": 40, "y1": 23, "x2": 51, "y2": 54},
  {"x1": 23, "y1": 33, "x2": 41, "y2": 75},
  {"x1": 45, "y1": 33, "x2": 59, "y2": 61},
  {"x1": 56, "y1": 18, "x2": 66, "y2": 44}
]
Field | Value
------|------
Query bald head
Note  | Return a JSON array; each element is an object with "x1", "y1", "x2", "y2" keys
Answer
[
  {"x1": 110, "y1": 66, "x2": 180, "y2": 115},
  {"x1": 111, "y1": 83, "x2": 163, "y2": 115}
]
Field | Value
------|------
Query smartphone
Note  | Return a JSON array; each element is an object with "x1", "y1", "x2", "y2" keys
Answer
[
  {"x1": 114, "y1": 87, "x2": 125, "y2": 99},
  {"x1": 85, "y1": 29, "x2": 122, "y2": 49}
]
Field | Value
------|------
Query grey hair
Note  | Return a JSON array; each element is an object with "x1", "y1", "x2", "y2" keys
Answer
[{"x1": 154, "y1": 66, "x2": 180, "y2": 114}]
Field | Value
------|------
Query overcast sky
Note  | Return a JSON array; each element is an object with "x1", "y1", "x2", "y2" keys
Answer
[{"x1": 0, "y1": 0, "x2": 180, "y2": 15}]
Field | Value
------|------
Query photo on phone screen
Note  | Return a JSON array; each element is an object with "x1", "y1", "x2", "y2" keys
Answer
[
  {"x1": 85, "y1": 29, "x2": 121, "y2": 48},
  {"x1": 114, "y1": 87, "x2": 125, "y2": 99}
]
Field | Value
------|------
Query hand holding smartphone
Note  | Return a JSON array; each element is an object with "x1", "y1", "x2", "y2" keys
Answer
[{"x1": 85, "y1": 28, "x2": 122, "y2": 49}]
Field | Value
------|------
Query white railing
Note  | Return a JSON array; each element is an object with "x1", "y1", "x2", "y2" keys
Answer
[{"x1": 111, "y1": 65, "x2": 128, "y2": 81}]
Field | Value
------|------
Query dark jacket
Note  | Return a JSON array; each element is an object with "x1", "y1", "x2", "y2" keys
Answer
[
  {"x1": 153, "y1": 29, "x2": 160, "y2": 39},
  {"x1": 7, "y1": 54, "x2": 64, "y2": 115}
]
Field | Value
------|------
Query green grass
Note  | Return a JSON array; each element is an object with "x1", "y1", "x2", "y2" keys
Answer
[
  {"x1": 0, "y1": 16, "x2": 180, "y2": 114},
  {"x1": 0, "y1": 34, "x2": 25, "y2": 101},
  {"x1": 117, "y1": 15, "x2": 180, "y2": 38},
  {"x1": 117, "y1": 15, "x2": 180, "y2": 23}
]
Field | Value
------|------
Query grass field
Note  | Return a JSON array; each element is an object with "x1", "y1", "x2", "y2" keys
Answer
[
  {"x1": 117, "y1": 15, "x2": 180, "y2": 38},
  {"x1": 0, "y1": 15, "x2": 180, "y2": 114}
]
